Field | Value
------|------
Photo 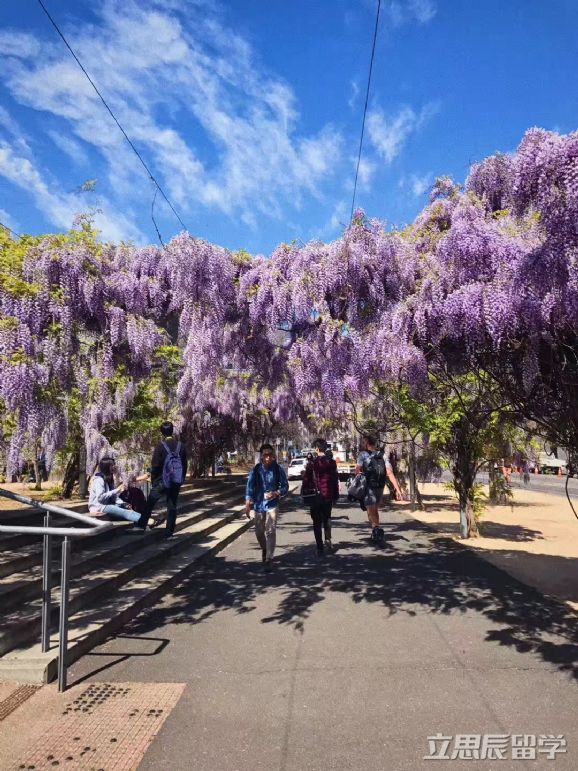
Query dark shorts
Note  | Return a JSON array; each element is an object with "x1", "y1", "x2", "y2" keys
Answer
[{"x1": 364, "y1": 486, "x2": 385, "y2": 507}]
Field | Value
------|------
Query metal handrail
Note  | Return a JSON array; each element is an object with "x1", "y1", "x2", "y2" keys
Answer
[
  {"x1": 0, "y1": 487, "x2": 115, "y2": 691},
  {"x1": 0, "y1": 488, "x2": 114, "y2": 535}
]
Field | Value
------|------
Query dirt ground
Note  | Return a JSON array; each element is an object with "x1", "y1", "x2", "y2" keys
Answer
[{"x1": 413, "y1": 483, "x2": 578, "y2": 611}]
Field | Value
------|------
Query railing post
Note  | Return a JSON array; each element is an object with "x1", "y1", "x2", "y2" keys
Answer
[
  {"x1": 58, "y1": 537, "x2": 72, "y2": 692},
  {"x1": 41, "y1": 512, "x2": 52, "y2": 652}
]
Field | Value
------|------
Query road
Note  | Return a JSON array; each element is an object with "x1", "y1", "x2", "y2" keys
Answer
[
  {"x1": 68, "y1": 493, "x2": 578, "y2": 770},
  {"x1": 442, "y1": 470, "x2": 578, "y2": 500}
]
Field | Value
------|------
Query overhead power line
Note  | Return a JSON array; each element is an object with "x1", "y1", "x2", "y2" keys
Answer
[
  {"x1": 0, "y1": 221, "x2": 21, "y2": 239},
  {"x1": 350, "y1": 0, "x2": 382, "y2": 224},
  {"x1": 35, "y1": 0, "x2": 188, "y2": 237}
]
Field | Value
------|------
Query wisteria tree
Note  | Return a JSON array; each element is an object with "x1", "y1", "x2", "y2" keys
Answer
[{"x1": 2, "y1": 127, "x2": 577, "y2": 525}]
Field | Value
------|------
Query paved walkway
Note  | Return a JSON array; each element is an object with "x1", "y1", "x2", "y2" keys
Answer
[{"x1": 1, "y1": 493, "x2": 578, "y2": 770}]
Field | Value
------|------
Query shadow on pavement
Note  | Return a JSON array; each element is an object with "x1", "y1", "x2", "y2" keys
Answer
[
  {"x1": 81, "y1": 494, "x2": 578, "y2": 683},
  {"x1": 423, "y1": 519, "x2": 545, "y2": 542},
  {"x1": 73, "y1": 635, "x2": 170, "y2": 686}
]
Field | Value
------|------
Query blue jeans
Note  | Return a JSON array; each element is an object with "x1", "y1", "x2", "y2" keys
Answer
[{"x1": 101, "y1": 504, "x2": 142, "y2": 524}]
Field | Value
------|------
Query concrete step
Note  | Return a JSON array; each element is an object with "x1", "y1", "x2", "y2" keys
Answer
[
  {"x1": 0, "y1": 516, "x2": 251, "y2": 684},
  {"x1": 0, "y1": 478, "x2": 246, "y2": 577},
  {"x1": 0, "y1": 475, "x2": 245, "y2": 546},
  {"x1": 0, "y1": 500, "x2": 248, "y2": 659},
  {"x1": 0, "y1": 484, "x2": 246, "y2": 610}
]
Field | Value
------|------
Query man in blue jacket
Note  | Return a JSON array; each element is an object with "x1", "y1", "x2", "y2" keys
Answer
[{"x1": 245, "y1": 443, "x2": 289, "y2": 572}]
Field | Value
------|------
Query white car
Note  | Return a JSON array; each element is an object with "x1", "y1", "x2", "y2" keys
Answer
[{"x1": 287, "y1": 457, "x2": 308, "y2": 479}]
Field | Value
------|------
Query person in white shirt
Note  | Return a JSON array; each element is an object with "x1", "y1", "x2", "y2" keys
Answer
[{"x1": 88, "y1": 457, "x2": 152, "y2": 529}]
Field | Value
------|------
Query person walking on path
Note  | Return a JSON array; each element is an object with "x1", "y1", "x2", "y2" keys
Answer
[
  {"x1": 355, "y1": 435, "x2": 403, "y2": 543},
  {"x1": 302, "y1": 438, "x2": 339, "y2": 558},
  {"x1": 245, "y1": 443, "x2": 289, "y2": 572},
  {"x1": 145, "y1": 421, "x2": 188, "y2": 538},
  {"x1": 89, "y1": 457, "x2": 150, "y2": 529}
]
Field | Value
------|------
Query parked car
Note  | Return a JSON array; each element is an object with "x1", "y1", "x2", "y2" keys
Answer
[{"x1": 287, "y1": 457, "x2": 308, "y2": 479}]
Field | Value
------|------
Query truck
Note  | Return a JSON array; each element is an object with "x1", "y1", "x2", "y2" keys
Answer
[
  {"x1": 537, "y1": 452, "x2": 567, "y2": 475},
  {"x1": 326, "y1": 441, "x2": 356, "y2": 478}
]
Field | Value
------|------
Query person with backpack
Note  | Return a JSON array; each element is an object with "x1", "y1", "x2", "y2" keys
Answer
[
  {"x1": 245, "y1": 443, "x2": 289, "y2": 572},
  {"x1": 145, "y1": 421, "x2": 188, "y2": 538},
  {"x1": 355, "y1": 435, "x2": 403, "y2": 544},
  {"x1": 301, "y1": 438, "x2": 340, "y2": 558},
  {"x1": 88, "y1": 457, "x2": 151, "y2": 529}
]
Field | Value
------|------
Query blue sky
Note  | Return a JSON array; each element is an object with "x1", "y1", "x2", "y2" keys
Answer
[{"x1": 0, "y1": 0, "x2": 577, "y2": 255}]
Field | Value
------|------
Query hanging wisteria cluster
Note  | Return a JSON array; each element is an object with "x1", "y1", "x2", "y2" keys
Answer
[{"x1": 1, "y1": 127, "x2": 577, "y2": 476}]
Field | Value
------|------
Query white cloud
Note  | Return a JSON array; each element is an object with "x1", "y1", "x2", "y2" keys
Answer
[
  {"x1": 410, "y1": 173, "x2": 432, "y2": 196},
  {"x1": 0, "y1": 141, "x2": 144, "y2": 242},
  {"x1": 329, "y1": 200, "x2": 349, "y2": 231},
  {"x1": 367, "y1": 103, "x2": 439, "y2": 164},
  {"x1": 387, "y1": 0, "x2": 437, "y2": 26},
  {"x1": 0, "y1": 106, "x2": 31, "y2": 156},
  {"x1": 0, "y1": 106, "x2": 19, "y2": 137},
  {"x1": 348, "y1": 80, "x2": 360, "y2": 111},
  {"x1": 0, "y1": 207, "x2": 19, "y2": 233},
  {"x1": 0, "y1": 31, "x2": 42, "y2": 58},
  {"x1": 398, "y1": 171, "x2": 432, "y2": 198},
  {"x1": 308, "y1": 199, "x2": 349, "y2": 242},
  {"x1": 0, "y1": 0, "x2": 342, "y2": 233},
  {"x1": 356, "y1": 156, "x2": 376, "y2": 190},
  {"x1": 48, "y1": 131, "x2": 89, "y2": 166},
  {"x1": 367, "y1": 107, "x2": 416, "y2": 164}
]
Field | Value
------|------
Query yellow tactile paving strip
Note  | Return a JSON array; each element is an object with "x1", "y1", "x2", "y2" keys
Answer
[{"x1": 8, "y1": 682, "x2": 185, "y2": 771}]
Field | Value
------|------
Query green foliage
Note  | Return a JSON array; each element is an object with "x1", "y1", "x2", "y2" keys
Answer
[
  {"x1": 489, "y1": 473, "x2": 514, "y2": 506},
  {"x1": 443, "y1": 480, "x2": 488, "y2": 521},
  {"x1": 102, "y1": 379, "x2": 173, "y2": 453}
]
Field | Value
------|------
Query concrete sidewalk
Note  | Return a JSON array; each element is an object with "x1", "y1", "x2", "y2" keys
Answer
[
  {"x1": 2, "y1": 493, "x2": 577, "y2": 770},
  {"x1": 412, "y1": 483, "x2": 578, "y2": 611}
]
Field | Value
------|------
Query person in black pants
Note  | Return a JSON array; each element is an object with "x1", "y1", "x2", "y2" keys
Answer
[
  {"x1": 146, "y1": 421, "x2": 188, "y2": 538},
  {"x1": 301, "y1": 438, "x2": 339, "y2": 557}
]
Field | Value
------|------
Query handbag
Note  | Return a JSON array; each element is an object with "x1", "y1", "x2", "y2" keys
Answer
[
  {"x1": 300, "y1": 461, "x2": 323, "y2": 505},
  {"x1": 347, "y1": 472, "x2": 368, "y2": 502}
]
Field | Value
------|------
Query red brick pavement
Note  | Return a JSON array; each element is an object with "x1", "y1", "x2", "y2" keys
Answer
[{"x1": 0, "y1": 682, "x2": 185, "y2": 771}]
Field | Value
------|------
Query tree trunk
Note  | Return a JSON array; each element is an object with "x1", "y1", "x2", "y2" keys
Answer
[
  {"x1": 415, "y1": 481, "x2": 424, "y2": 510},
  {"x1": 408, "y1": 441, "x2": 416, "y2": 508},
  {"x1": 454, "y1": 436, "x2": 479, "y2": 539},
  {"x1": 33, "y1": 459, "x2": 42, "y2": 491},
  {"x1": 78, "y1": 445, "x2": 88, "y2": 498},
  {"x1": 458, "y1": 490, "x2": 479, "y2": 538},
  {"x1": 466, "y1": 496, "x2": 479, "y2": 537},
  {"x1": 62, "y1": 452, "x2": 79, "y2": 498},
  {"x1": 408, "y1": 438, "x2": 425, "y2": 510},
  {"x1": 488, "y1": 461, "x2": 499, "y2": 503}
]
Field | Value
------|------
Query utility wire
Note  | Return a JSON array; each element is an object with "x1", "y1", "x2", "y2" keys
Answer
[
  {"x1": 0, "y1": 222, "x2": 21, "y2": 239},
  {"x1": 150, "y1": 186, "x2": 165, "y2": 247},
  {"x1": 350, "y1": 0, "x2": 381, "y2": 224},
  {"x1": 35, "y1": 0, "x2": 188, "y2": 237}
]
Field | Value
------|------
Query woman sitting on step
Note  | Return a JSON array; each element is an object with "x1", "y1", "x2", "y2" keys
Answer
[{"x1": 88, "y1": 457, "x2": 162, "y2": 530}]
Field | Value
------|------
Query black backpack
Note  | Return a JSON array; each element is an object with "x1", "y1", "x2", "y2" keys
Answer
[{"x1": 364, "y1": 451, "x2": 387, "y2": 489}]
